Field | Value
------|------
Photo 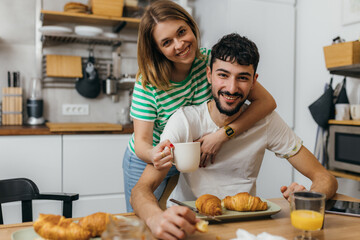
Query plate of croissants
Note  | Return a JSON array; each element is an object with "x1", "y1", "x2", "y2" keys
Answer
[
  {"x1": 188, "y1": 192, "x2": 281, "y2": 221},
  {"x1": 11, "y1": 212, "x2": 150, "y2": 240}
]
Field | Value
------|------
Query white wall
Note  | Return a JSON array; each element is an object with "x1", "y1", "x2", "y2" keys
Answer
[
  {"x1": 295, "y1": 0, "x2": 360, "y2": 198},
  {"x1": 192, "y1": 0, "x2": 296, "y2": 198}
]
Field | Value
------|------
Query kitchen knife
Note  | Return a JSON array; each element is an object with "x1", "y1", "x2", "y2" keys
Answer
[
  {"x1": 13, "y1": 72, "x2": 17, "y2": 87},
  {"x1": 7, "y1": 71, "x2": 11, "y2": 87},
  {"x1": 169, "y1": 198, "x2": 221, "y2": 221},
  {"x1": 16, "y1": 71, "x2": 20, "y2": 87}
]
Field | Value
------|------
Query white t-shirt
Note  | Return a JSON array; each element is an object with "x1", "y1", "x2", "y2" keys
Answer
[{"x1": 160, "y1": 101, "x2": 302, "y2": 204}]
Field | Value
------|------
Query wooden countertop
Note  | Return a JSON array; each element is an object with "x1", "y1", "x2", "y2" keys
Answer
[
  {"x1": 1, "y1": 194, "x2": 359, "y2": 240},
  {"x1": 0, "y1": 123, "x2": 134, "y2": 136}
]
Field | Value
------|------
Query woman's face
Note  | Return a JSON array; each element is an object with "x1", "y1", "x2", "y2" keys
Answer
[{"x1": 153, "y1": 19, "x2": 197, "y2": 67}]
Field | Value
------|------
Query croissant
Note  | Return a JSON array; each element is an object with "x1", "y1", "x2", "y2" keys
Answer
[
  {"x1": 33, "y1": 214, "x2": 91, "y2": 240},
  {"x1": 78, "y1": 212, "x2": 117, "y2": 237},
  {"x1": 195, "y1": 194, "x2": 222, "y2": 216},
  {"x1": 221, "y1": 192, "x2": 268, "y2": 212}
]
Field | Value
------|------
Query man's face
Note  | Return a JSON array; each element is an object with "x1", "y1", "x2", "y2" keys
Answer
[{"x1": 206, "y1": 58, "x2": 258, "y2": 116}]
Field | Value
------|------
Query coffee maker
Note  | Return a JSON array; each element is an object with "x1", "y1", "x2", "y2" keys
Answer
[{"x1": 27, "y1": 78, "x2": 45, "y2": 125}]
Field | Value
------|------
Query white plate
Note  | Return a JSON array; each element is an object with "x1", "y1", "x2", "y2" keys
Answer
[
  {"x1": 183, "y1": 198, "x2": 281, "y2": 221},
  {"x1": 11, "y1": 228, "x2": 101, "y2": 240},
  {"x1": 103, "y1": 32, "x2": 118, "y2": 38},
  {"x1": 75, "y1": 25, "x2": 103, "y2": 37},
  {"x1": 11, "y1": 216, "x2": 132, "y2": 240},
  {"x1": 39, "y1": 26, "x2": 72, "y2": 34}
]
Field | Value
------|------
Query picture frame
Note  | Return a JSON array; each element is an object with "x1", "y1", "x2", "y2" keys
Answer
[{"x1": 342, "y1": 0, "x2": 360, "y2": 26}]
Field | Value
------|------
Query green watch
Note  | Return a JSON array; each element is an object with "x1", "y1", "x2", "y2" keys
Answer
[{"x1": 224, "y1": 125, "x2": 235, "y2": 138}]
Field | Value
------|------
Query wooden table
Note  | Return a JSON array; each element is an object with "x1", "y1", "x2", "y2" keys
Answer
[{"x1": 1, "y1": 194, "x2": 359, "y2": 240}]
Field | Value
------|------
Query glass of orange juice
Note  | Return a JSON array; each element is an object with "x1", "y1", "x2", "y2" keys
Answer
[{"x1": 290, "y1": 191, "x2": 326, "y2": 240}]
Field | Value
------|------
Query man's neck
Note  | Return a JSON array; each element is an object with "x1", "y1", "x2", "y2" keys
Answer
[{"x1": 207, "y1": 100, "x2": 243, "y2": 127}]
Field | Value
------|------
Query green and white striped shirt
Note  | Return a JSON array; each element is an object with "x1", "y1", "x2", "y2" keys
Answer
[{"x1": 128, "y1": 48, "x2": 213, "y2": 154}]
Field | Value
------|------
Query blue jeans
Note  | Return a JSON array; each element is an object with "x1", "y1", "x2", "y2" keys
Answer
[{"x1": 122, "y1": 146, "x2": 179, "y2": 212}]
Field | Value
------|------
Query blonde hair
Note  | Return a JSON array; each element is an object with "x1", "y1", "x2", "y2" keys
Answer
[{"x1": 136, "y1": 0, "x2": 202, "y2": 91}]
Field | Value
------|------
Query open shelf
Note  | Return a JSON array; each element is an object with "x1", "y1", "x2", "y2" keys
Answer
[
  {"x1": 41, "y1": 33, "x2": 123, "y2": 47},
  {"x1": 328, "y1": 120, "x2": 360, "y2": 126},
  {"x1": 41, "y1": 10, "x2": 140, "y2": 29},
  {"x1": 328, "y1": 63, "x2": 360, "y2": 78},
  {"x1": 328, "y1": 170, "x2": 360, "y2": 182}
]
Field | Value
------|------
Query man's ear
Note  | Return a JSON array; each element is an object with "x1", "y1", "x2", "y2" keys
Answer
[
  {"x1": 251, "y1": 73, "x2": 259, "y2": 89},
  {"x1": 206, "y1": 66, "x2": 212, "y2": 84}
]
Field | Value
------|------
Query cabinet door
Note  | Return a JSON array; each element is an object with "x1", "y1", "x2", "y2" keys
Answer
[
  {"x1": 0, "y1": 135, "x2": 62, "y2": 224},
  {"x1": 72, "y1": 194, "x2": 126, "y2": 218},
  {"x1": 0, "y1": 135, "x2": 62, "y2": 191},
  {"x1": 63, "y1": 134, "x2": 131, "y2": 195}
]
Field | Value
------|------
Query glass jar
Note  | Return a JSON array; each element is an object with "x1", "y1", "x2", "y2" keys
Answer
[{"x1": 101, "y1": 216, "x2": 152, "y2": 240}]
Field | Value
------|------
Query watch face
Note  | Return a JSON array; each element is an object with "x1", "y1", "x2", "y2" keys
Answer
[{"x1": 225, "y1": 126, "x2": 235, "y2": 137}]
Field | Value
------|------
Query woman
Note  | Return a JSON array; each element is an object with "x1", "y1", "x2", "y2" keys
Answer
[{"x1": 123, "y1": 0, "x2": 276, "y2": 212}]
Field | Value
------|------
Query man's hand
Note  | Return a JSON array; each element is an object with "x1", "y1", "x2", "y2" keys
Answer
[
  {"x1": 280, "y1": 182, "x2": 306, "y2": 201},
  {"x1": 196, "y1": 130, "x2": 228, "y2": 167},
  {"x1": 150, "y1": 140, "x2": 174, "y2": 170},
  {"x1": 146, "y1": 206, "x2": 198, "y2": 240}
]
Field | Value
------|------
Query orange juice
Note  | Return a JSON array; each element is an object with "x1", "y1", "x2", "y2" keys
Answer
[{"x1": 291, "y1": 210, "x2": 324, "y2": 231}]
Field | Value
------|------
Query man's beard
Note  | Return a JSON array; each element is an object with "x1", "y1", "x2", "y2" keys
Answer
[{"x1": 213, "y1": 91, "x2": 246, "y2": 116}]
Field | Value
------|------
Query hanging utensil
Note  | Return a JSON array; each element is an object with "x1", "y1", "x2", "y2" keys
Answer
[{"x1": 75, "y1": 49, "x2": 101, "y2": 98}]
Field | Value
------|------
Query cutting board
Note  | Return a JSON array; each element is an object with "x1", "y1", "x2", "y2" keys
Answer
[
  {"x1": 46, "y1": 122, "x2": 122, "y2": 132},
  {"x1": 46, "y1": 55, "x2": 83, "y2": 78}
]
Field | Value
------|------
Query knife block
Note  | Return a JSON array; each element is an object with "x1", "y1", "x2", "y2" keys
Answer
[{"x1": 1, "y1": 87, "x2": 23, "y2": 125}]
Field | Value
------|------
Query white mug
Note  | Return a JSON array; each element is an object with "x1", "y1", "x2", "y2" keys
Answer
[
  {"x1": 335, "y1": 103, "x2": 350, "y2": 120},
  {"x1": 171, "y1": 142, "x2": 200, "y2": 173},
  {"x1": 350, "y1": 104, "x2": 360, "y2": 120}
]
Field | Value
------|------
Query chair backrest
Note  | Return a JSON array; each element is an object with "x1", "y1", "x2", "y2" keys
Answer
[
  {"x1": 0, "y1": 178, "x2": 40, "y2": 203},
  {"x1": 0, "y1": 178, "x2": 40, "y2": 224}
]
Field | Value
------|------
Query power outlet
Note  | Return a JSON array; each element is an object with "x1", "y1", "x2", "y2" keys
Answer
[{"x1": 62, "y1": 104, "x2": 89, "y2": 115}]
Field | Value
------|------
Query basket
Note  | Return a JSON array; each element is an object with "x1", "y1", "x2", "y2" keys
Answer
[{"x1": 323, "y1": 41, "x2": 360, "y2": 69}]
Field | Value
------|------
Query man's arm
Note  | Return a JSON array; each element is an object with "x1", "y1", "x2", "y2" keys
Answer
[
  {"x1": 130, "y1": 164, "x2": 197, "y2": 239},
  {"x1": 282, "y1": 146, "x2": 338, "y2": 200}
]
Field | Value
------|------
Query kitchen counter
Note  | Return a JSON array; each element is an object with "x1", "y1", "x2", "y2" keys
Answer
[
  {"x1": 1, "y1": 194, "x2": 359, "y2": 240},
  {"x1": 0, "y1": 123, "x2": 134, "y2": 135}
]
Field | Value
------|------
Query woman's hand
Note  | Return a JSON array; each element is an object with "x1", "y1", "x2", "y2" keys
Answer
[
  {"x1": 195, "y1": 130, "x2": 228, "y2": 167},
  {"x1": 150, "y1": 140, "x2": 174, "y2": 170}
]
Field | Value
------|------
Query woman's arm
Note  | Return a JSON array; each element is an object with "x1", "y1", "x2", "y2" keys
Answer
[
  {"x1": 197, "y1": 81, "x2": 276, "y2": 167},
  {"x1": 133, "y1": 119, "x2": 173, "y2": 168}
]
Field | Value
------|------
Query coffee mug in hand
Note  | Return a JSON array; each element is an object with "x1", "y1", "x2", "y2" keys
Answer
[
  {"x1": 171, "y1": 142, "x2": 200, "y2": 173},
  {"x1": 350, "y1": 104, "x2": 360, "y2": 120}
]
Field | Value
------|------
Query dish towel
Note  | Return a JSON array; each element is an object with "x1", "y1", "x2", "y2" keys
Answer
[{"x1": 231, "y1": 229, "x2": 286, "y2": 240}]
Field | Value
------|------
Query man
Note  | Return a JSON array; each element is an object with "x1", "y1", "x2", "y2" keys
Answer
[{"x1": 131, "y1": 33, "x2": 338, "y2": 240}]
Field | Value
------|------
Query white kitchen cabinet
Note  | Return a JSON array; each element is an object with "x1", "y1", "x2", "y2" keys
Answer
[
  {"x1": 0, "y1": 135, "x2": 62, "y2": 224},
  {"x1": 0, "y1": 133, "x2": 131, "y2": 223},
  {"x1": 63, "y1": 134, "x2": 131, "y2": 216},
  {"x1": 0, "y1": 135, "x2": 62, "y2": 191}
]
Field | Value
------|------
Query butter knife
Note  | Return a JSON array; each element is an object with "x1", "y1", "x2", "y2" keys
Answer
[{"x1": 169, "y1": 198, "x2": 221, "y2": 222}]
